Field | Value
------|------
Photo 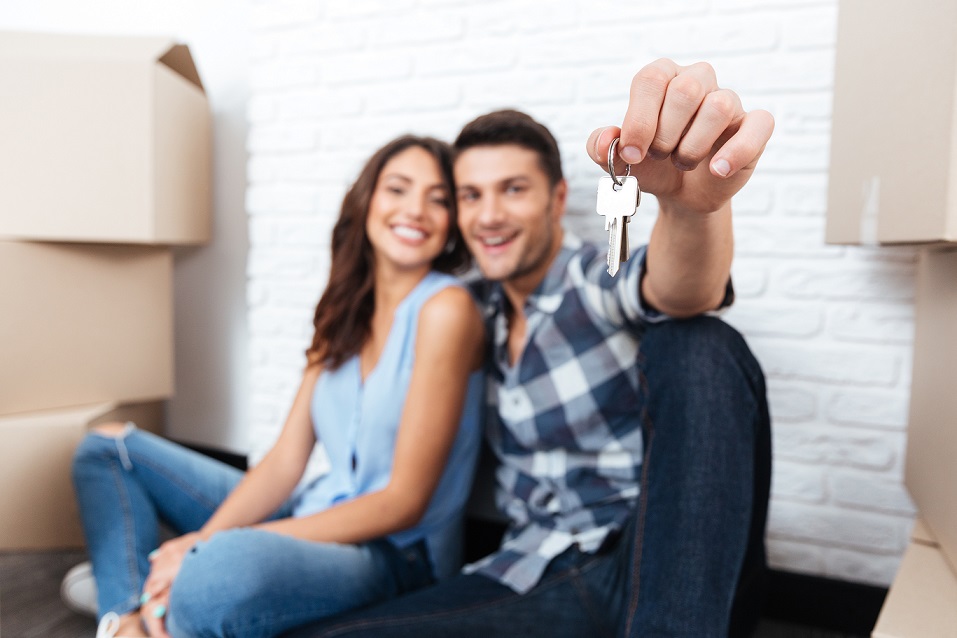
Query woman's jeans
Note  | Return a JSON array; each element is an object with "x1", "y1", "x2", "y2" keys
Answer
[
  {"x1": 71, "y1": 427, "x2": 433, "y2": 638},
  {"x1": 283, "y1": 316, "x2": 773, "y2": 638}
]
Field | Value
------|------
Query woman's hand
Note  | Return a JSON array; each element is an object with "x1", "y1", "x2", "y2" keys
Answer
[
  {"x1": 139, "y1": 532, "x2": 201, "y2": 636},
  {"x1": 140, "y1": 587, "x2": 171, "y2": 638},
  {"x1": 144, "y1": 532, "x2": 200, "y2": 596}
]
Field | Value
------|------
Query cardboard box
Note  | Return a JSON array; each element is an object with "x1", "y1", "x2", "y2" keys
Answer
[
  {"x1": 0, "y1": 241, "x2": 173, "y2": 416},
  {"x1": 871, "y1": 539, "x2": 957, "y2": 637},
  {"x1": 911, "y1": 518, "x2": 937, "y2": 546},
  {"x1": 0, "y1": 401, "x2": 164, "y2": 550},
  {"x1": 0, "y1": 32, "x2": 211, "y2": 245},
  {"x1": 905, "y1": 248, "x2": 957, "y2": 576},
  {"x1": 826, "y1": 1, "x2": 957, "y2": 245}
]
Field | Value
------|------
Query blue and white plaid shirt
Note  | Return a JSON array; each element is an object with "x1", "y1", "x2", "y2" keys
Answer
[{"x1": 463, "y1": 232, "x2": 674, "y2": 594}]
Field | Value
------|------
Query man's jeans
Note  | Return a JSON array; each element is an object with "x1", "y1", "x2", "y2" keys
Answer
[
  {"x1": 284, "y1": 316, "x2": 772, "y2": 638},
  {"x1": 71, "y1": 427, "x2": 434, "y2": 638}
]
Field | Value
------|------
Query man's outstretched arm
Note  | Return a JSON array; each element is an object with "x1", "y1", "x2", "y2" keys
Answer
[{"x1": 587, "y1": 59, "x2": 774, "y2": 318}]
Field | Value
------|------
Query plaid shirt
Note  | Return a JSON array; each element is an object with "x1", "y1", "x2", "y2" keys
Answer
[{"x1": 463, "y1": 232, "x2": 668, "y2": 594}]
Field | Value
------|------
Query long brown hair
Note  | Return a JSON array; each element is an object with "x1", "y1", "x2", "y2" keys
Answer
[{"x1": 305, "y1": 135, "x2": 469, "y2": 369}]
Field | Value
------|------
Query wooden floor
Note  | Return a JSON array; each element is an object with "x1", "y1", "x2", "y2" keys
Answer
[
  {"x1": 0, "y1": 551, "x2": 868, "y2": 638},
  {"x1": 1, "y1": 551, "x2": 96, "y2": 638}
]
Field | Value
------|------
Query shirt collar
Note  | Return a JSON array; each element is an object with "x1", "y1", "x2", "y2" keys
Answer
[
  {"x1": 525, "y1": 231, "x2": 581, "y2": 314},
  {"x1": 486, "y1": 230, "x2": 583, "y2": 356},
  {"x1": 484, "y1": 231, "x2": 581, "y2": 319}
]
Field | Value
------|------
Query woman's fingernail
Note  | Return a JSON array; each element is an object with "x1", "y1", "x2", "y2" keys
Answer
[
  {"x1": 148, "y1": 549, "x2": 160, "y2": 560},
  {"x1": 152, "y1": 604, "x2": 167, "y2": 618},
  {"x1": 620, "y1": 145, "x2": 643, "y2": 164},
  {"x1": 712, "y1": 158, "x2": 731, "y2": 177},
  {"x1": 140, "y1": 592, "x2": 151, "y2": 605}
]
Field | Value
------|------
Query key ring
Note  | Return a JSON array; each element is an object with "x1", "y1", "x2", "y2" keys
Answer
[{"x1": 607, "y1": 137, "x2": 631, "y2": 190}]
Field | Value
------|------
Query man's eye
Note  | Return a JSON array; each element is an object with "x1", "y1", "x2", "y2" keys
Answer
[{"x1": 506, "y1": 185, "x2": 525, "y2": 195}]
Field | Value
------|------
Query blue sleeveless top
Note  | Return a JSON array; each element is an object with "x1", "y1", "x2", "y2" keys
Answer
[{"x1": 291, "y1": 271, "x2": 484, "y2": 579}]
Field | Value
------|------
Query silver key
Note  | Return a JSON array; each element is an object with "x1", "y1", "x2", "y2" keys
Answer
[{"x1": 596, "y1": 174, "x2": 639, "y2": 276}]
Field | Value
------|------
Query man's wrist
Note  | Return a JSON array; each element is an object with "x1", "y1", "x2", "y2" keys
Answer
[{"x1": 656, "y1": 198, "x2": 730, "y2": 219}]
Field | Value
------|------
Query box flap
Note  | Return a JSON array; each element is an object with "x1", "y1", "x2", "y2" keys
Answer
[
  {"x1": 0, "y1": 32, "x2": 202, "y2": 89},
  {"x1": 158, "y1": 44, "x2": 203, "y2": 91}
]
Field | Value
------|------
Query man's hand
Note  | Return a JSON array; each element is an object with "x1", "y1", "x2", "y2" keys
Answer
[
  {"x1": 585, "y1": 59, "x2": 774, "y2": 316},
  {"x1": 586, "y1": 59, "x2": 773, "y2": 216}
]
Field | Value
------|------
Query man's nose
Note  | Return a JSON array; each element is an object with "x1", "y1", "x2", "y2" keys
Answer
[{"x1": 475, "y1": 193, "x2": 505, "y2": 226}]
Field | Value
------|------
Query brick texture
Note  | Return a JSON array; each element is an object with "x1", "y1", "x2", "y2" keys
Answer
[{"x1": 246, "y1": 0, "x2": 916, "y2": 586}]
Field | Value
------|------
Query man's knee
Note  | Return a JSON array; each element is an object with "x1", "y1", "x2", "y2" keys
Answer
[
  {"x1": 641, "y1": 315, "x2": 749, "y2": 365},
  {"x1": 637, "y1": 316, "x2": 771, "y2": 462},
  {"x1": 640, "y1": 316, "x2": 764, "y2": 397}
]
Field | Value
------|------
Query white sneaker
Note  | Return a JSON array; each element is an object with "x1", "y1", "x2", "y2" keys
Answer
[
  {"x1": 96, "y1": 611, "x2": 121, "y2": 638},
  {"x1": 96, "y1": 610, "x2": 146, "y2": 638},
  {"x1": 60, "y1": 561, "x2": 98, "y2": 617}
]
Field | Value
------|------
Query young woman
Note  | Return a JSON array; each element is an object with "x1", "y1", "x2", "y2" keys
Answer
[{"x1": 70, "y1": 136, "x2": 486, "y2": 638}]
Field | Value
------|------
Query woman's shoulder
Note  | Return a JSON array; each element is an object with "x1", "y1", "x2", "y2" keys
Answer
[
  {"x1": 420, "y1": 270, "x2": 465, "y2": 292},
  {"x1": 415, "y1": 279, "x2": 484, "y2": 367},
  {"x1": 410, "y1": 272, "x2": 470, "y2": 311},
  {"x1": 418, "y1": 281, "x2": 478, "y2": 324},
  {"x1": 416, "y1": 274, "x2": 482, "y2": 332}
]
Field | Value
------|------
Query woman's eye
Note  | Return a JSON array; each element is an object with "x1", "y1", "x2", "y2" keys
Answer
[{"x1": 387, "y1": 186, "x2": 405, "y2": 195}]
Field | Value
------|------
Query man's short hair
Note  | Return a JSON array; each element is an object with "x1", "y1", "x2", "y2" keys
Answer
[{"x1": 453, "y1": 109, "x2": 563, "y2": 186}]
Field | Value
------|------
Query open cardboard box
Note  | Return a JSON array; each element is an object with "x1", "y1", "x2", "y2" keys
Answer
[
  {"x1": 0, "y1": 31, "x2": 211, "y2": 245},
  {"x1": 0, "y1": 241, "x2": 173, "y2": 416},
  {"x1": 0, "y1": 401, "x2": 164, "y2": 550}
]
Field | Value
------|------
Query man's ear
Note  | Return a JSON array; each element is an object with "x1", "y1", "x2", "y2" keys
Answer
[{"x1": 551, "y1": 179, "x2": 569, "y2": 220}]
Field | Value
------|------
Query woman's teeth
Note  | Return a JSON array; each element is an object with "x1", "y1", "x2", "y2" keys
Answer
[{"x1": 393, "y1": 225, "x2": 425, "y2": 240}]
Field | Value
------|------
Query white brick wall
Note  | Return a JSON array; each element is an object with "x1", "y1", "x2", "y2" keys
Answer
[{"x1": 246, "y1": 0, "x2": 917, "y2": 586}]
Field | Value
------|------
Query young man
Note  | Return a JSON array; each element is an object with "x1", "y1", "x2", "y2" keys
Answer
[{"x1": 288, "y1": 59, "x2": 774, "y2": 637}]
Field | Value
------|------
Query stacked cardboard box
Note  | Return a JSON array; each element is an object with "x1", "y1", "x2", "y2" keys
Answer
[
  {"x1": 0, "y1": 32, "x2": 211, "y2": 550},
  {"x1": 826, "y1": 3, "x2": 957, "y2": 635},
  {"x1": 0, "y1": 402, "x2": 166, "y2": 549},
  {"x1": 826, "y1": 1, "x2": 957, "y2": 245},
  {"x1": 904, "y1": 249, "x2": 957, "y2": 578}
]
